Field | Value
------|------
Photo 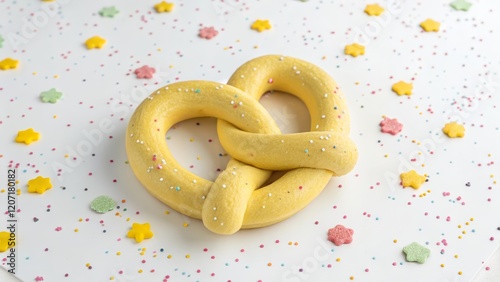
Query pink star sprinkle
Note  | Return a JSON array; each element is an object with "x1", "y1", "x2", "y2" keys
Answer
[
  {"x1": 199, "y1": 26, "x2": 219, "y2": 39},
  {"x1": 35, "y1": 276, "x2": 44, "y2": 282},
  {"x1": 134, "y1": 65, "x2": 156, "y2": 79},
  {"x1": 327, "y1": 224, "x2": 354, "y2": 246},
  {"x1": 380, "y1": 117, "x2": 403, "y2": 135}
]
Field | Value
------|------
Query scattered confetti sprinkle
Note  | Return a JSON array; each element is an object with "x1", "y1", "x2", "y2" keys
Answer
[
  {"x1": 127, "y1": 223, "x2": 154, "y2": 243},
  {"x1": 442, "y1": 122, "x2": 465, "y2": 138},
  {"x1": 403, "y1": 242, "x2": 430, "y2": 263},
  {"x1": 420, "y1": 19, "x2": 440, "y2": 32},
  {"x1": 380, "y1": 117, "x2": 403, "y2": 135},
  {"x1": 15, "y1": 128, "x2": 41, "y2": 145},
  {"x1": 251, "y1": 19, "x2": 272, "y2": 32},
  {"x1": 154, "y1": 1, "x2": 174, "y2": 13},
  {"x1": 199, "y1": 26, "x2": 219, "y2": 40},
  {"x1": 0, "y1": 58, "x2": 19, "y2": 70},
  {"x1": 85, "y1": 36, "x2": 107, "y2": 49},
  {"x1": 40, "y1": 88, "x2": 63, "y2": 103},
  {"x1": 391, "y1": 81, "x2": 413, "y2": 96},
  {"x1": 27, "y1": 176, "x2": 53, "y2": 194},
  {"x1": 2, "y1": 2, "x2": 499, "y2": 281},
  {"x1": 364, "y1": 4, "x2": 384, "y2": 16},
  {"x1": 327, "y1": 225, "x2": 354, "y2": 246},
  {"x1": 400, "y1": 170, "x2": 426, "y2": 189},
  {"x1": 344, "y1": 43, "x2": 365, "y2": 57},
  {"x1": 90, "y1": 195, "x2": 116, "y2": 214}
]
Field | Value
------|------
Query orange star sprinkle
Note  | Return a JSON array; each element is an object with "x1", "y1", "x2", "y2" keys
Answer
[
  {"x1": 28, "y1": 176, "x2": 53, "y2": 194},
  {"x1": 442, "y1": 122, "x2": 465, "y2": 138},
  {"x1": 420, "y1": 19, "x2": 440, "y2": 32},
  {"x1": 15, "y1": 128, "x2": 41, "y2": 145},
  {"x1": 85, "y1": 36, "x2": 107, "y2": 49},
  {"x1": 364, "y1": 4, "x2": 384, "y2": 16},
  {"x1": 392, "y1": 81, "x2": 413, "y2": 96},
  {"x1": 344, "y1": 43, "x2": 365, "y2": 57},
  {"x1": 154, "y1": 1, "x2": 174, "y2": 13},
  {"x1": 400, "y1": 170, "x2": 426, "y2": 189},
  {"x1": 0, "y1": 58, "x2": 19, "y2": 70},
  {"x1": 251, "y1": 19, "x2": 272, "y2": 32},
  {"x1": 127, "y1": 223, "x2": 154, "y2": 243}
]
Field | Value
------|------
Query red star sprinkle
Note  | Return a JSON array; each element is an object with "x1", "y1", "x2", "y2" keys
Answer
[
  {"x1": 327, "y1": 225, "x2": 354, "y2": 246},
  {"x1": 199, "y1": 26, "x2": 219, "y2": 40},
  {"x1": 380, "y1": 117, "x2": 403, "y2": 135},
  {"x1": 134, "y1": 65, "x2": 156, "y2": 79}
]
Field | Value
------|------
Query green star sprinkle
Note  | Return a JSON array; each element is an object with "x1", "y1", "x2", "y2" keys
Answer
[
  {"x1": 450, "y1": 0, "x2": 472, "y2": 11},
  {"x1": 99, "y1": 6, "x2": 119, "y2": 18},
  {"x1": 0, "y1": 35, "x2": 4, "y2": 48},
  {"x1": 403, "y1": 242, "x2": 430, "y2": 264},
  {"x1": 90, "y1": 195, "x2": 116, "y2": 214},
  {"x1": 40, "y1": 88, "x2": 63, "y2": 103}
]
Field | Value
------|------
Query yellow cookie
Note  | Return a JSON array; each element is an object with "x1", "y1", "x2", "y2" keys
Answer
[{"x1": 126, "y1": 55, "x2": 358, "y2": 234}]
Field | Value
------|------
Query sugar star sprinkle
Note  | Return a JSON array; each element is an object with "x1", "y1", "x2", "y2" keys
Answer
[
  {"x1": 0, "y1": 58, "x2": 19, "y2": 70},
  {"x1": 127, "y1": 223, "x2": 154, "y2": 243},
  {"x1": 327, "y1": 225, "x2": 354, "y2": 246},
  {"x1": 40, "y1": 88, "x2": 63, "y2": 103},
  {"x1": 442, "y1": 122, "x2": 465, "y2": 138},
  {"x1": 15, "y1": 128, "x2": 41, "y2": 145},
  {"x1": 99, "y1": 6, "x2": 119, "y2": 18},
  {"x1": 450, "y1": 0, "x2": 472, "y2": 11},
  {"x1": 85, "y1": 36, "x2": 107, "y2": 49},
  {"x1": 251, "y1": 19, "x2": 272, "y2": 32},
  {"x1": 380, "y1": 117, "x2": 403, "y2": 135},
  {"x1": 420, "y1": 19, "x2": 440, "y2": 32},
  {"x1": 199, "y1": 26, "x2": 219, "y2": 39},
  {"x1": 28, "y1": 176, "x2": 53, "y2": 194},
  {"x1": 344, "y1": 43, "x2": 365, "y2": 57},
  {"x1": 134, "y1": 65, "x2": 156, "y2": 79},
  {"x1": 403, "y1": 242, "x2": 430, "y2": 263},
  {"x1": 0, "y1": 231, "x2": 13, "y2": 252},
  {"x1": 391, "y1": 81, "x2": 413, "y2": 96},
  {"x1": 364, "y1": 4, "x2": 384, "y2": 16},
  {"x1": 0, "y1": 35, "x2": 4, "y2": 48},
  {"x1": 154, "y1": 1, "x2": 174, "y2": 13},
  {"x1": 400, "y1": 170, "x2": 426, "y2": 189}
]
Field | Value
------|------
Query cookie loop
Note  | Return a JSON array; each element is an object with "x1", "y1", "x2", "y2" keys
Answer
[{"x1": 126, "y1": 55, "x2": 358, "y2": 234}]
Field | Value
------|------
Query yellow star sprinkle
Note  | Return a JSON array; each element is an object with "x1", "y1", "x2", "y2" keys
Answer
[
  {"x1": 28, "y1": 176, "x2": 53, "y2": 194},
  {"x1": 392, "y1": 81, "x2": 413, "y2": 96},
  {"x1": 127, "y1": 223, "x2": 154, "y2": 243},
  {"x1": 420, "y1": 19, "x2": 440, "y2": 32},
  {"x1": 0, "y1": 58, "x2": 19, "y2": 70},
  {"x1": 344, "y1": 43, "x2": 365, "y2": 57},
  {"x1": 364, "y1": 4, "x2": 384, "y2": 16},
  {"x1": 442, "y1": 122, "x2": 465, "y2": 138},
  {"x1": 85, "y1": 36, "x2": 107, "y2": 49},
  {"x1": 15, "y1": 128, "x2": 41, "y2": 145},
  {"x1": 154, "y1": 1, "x2": 174, "y2": 13},
  {"x1": 400, "y1": 170, "x2": 426, "y2": 189},
  {"x1": 0, "y1": 231, "x2": 14, "y2": 252},
  {"x1": 251, "y1": 19, "x2": 272, "y2": 32}
]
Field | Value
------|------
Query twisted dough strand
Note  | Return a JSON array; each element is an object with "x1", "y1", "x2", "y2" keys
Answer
[{"x1": 126, "y1": 55, "x2": 358, "y2": 235}]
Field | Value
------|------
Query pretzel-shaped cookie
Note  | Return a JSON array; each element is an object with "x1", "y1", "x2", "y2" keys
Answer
[{"x1": 126, "y1": 55, "x2": 358, "y2": 235}]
